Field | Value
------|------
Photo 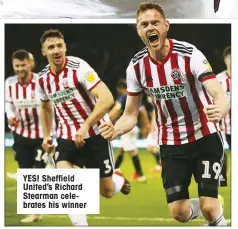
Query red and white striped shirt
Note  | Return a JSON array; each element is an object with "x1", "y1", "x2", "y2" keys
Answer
[
  {"x1": 217, "y1": 71, "x2": 231, "y2": 135},
  {"x1": 37, "y1": 56, "x2": 108, "y2": 141},
  {"x1": 127, "y1": 39, "x2": 219, "y2": 145},
  {"x1": 5, "y1": 73, "x2": 43, "y2": 139}
]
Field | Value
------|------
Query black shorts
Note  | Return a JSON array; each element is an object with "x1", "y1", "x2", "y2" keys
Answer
[
  {"x1": 12, "y1": 132, "x2": 46, "y2": 168},
  {"x1": 160, "y1": 132, "x2": 225, "y2": 203},
  {"x1": 54, "y1": 135, "x2": 115, "y2": 178}
]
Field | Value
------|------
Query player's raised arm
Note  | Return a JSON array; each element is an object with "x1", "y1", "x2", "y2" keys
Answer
[
  {"x1": 84, "y1": 81, "x2": 114, "y2": 127},
  {"x1": 191, "y1": 47, "x2": 230, "y2": 123},
  {"x1": 113, "y1": 93, "x2": 143, "y2": 138},
  {"x1": 100, "y1": 56, "x2": 144, "y2": 141},
  {"x1": 75, "y1": 79, "x2": 114, "y2": 148},
  {"x1": 202, "y1": 78, "x2": 230, "y2": 122}
]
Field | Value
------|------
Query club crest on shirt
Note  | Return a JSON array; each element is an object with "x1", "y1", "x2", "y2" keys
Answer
[
  {"x1": 62, "y1": 78, "x2": 69, "y2": 88},
  {"x1": 86, "y1": 72, "x2": 96, "y2": 82},
  {"x1": 171, "y1": 68, "x2": 182, "y2": 80}
]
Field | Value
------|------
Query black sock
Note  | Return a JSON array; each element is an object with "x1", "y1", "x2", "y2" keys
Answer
[
  {"x1": 132, "y1": 155, "x2": 143, "y2": 176},
  {"x1": 115, "y1": 154, "x2": 124, "y2": 169},
  {"x1": 153, "y1": 151, "x2": 161, "y2": 165}
]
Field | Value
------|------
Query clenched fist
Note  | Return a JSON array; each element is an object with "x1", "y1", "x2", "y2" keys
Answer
[
  {"x1": 99, "y1": 120, "x2": 115, "y2": 140},
  {"x1": 204, "y1": 104, "x2": 221, "y2": 123}
]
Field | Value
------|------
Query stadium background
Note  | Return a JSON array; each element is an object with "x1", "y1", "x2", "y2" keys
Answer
[{"x1": 5, "y1": 23, "x2": 231, "y2": 226}]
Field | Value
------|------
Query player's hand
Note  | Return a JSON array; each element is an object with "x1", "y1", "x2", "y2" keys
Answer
[
  {"x1": 74, "y1": 123, "x2": 88, "y2": 148},
  {"x1": 8, "y1": 117, "x2": 18, "y2": 126},
  {"x1": 99, "y1": 120, "x2": 116, "y2": 140},
  {"x1": 204, "y1": 104, "x2": 221, "y2": 123},
  {"x1": 42, "y1": 136, "x2": 54, "y2": 153}
]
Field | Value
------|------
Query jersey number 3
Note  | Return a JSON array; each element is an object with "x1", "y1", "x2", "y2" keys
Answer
[{"x1": 104, "y1": 159, "x2": 112, "y2": 174}]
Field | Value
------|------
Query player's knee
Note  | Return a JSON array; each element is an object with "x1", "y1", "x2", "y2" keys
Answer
[
  {"x1": 118, "y1": 148, "x2": 124, "y2": 155},
  {"x1": 200, "y1": 202, "x2": 217, "y2": 218},
  {"x1": 147, "y1": 145, "x2": 153, "y2": 152},
  {"x1": 100, "y1": 187, "x2": 114, "y2": 199},
  {"x1": 172, "y1": 212, "x2": 188, "y2": 223},
  {"x1": 169, "y1": 203, "x2": 190, "y2": 223},
  {"x1": 129, "y1": 150, "x2": 137, "y2": 157},
  {"x1": 200, "y1": 198, "x2": 218, "y2": 218}
]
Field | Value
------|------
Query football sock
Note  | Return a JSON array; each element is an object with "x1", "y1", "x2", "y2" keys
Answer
[
  {"x1": 208, "y1": 205, "x2": 227, "y2": 226},
  {"x1": 112, "y1": 173, "x2": 124, "y2": 195},
  {"x1": 153, "y1": 151, "x2": 161, "y2": 165},
  {"x1": 68, "y1": 214, "x2": 88, "y2": 226},
  {"x1": 132, "y1": 155, "x2": 143, "y2": 176},
  {"x1": 115, "y1": 154, "x2": 124, "y2": 169}
]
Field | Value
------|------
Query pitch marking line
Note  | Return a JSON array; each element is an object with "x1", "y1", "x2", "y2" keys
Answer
[{"x1": 5, "y1": 213, "x2": 231, "y2": 224}]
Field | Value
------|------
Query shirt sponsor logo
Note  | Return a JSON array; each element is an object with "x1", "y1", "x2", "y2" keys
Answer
[
  {"x1": 15, "y1": 99, "x2": 38, "y2": 109},
  {"x1": 149, "y1": 84, "x2": 185, "y2": 100},
  {"x1": 48, "y1": 88, "x2": 75, "y2": 104}
]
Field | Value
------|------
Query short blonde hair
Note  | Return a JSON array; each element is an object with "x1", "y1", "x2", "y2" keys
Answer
[{"x1": 136, "y1": 2, "x2": 166, "y2": 21}]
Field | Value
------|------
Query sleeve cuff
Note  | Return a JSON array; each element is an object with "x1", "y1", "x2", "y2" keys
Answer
[
  {"x1": 40, "y1": 99, "x2": 50, "y2": 102},
  {"x1": 127, "y1": 91, "x2": 143, "y2": 96},
  {"x1": 199, "y1": 73, "x2": 216, "y2": 83},
  {"x1": 89, "y1": 80, "x2": 101, "y2": 91}
]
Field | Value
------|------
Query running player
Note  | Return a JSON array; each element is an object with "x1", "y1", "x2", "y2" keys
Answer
[
  {"x1": 5, "y1": 50, "x2": 47, "y2": 223},
  {"x1": 109, "y1": 79, "x2": 147, "y2": 182},
  {"x1": 100, "y1": 2, "x2": 230, "y2": 226},
  {"x1": 37, "y1": 29, "x2": 130, "y2": 226}
]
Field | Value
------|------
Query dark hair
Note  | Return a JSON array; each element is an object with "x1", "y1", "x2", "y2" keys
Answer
[
  {"x1": 40, "y1": 29, "x2": 64, "y2": 46},
  {"x1": 12, "y1": 49, "x2": 30, "y2": 61},
  {"x1": 117, "y1": 79, "x2": 127, "y2": 89},
  {"x1": 137, "y1": 2, "x2": 166, "y2": 21},
  {"x1": 223, "y1": 46, "x2": 231, "y2": 58}
]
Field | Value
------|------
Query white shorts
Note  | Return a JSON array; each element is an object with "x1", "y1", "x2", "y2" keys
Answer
[
  {"x1": 120, "y1": 126, "x2": 139, "y2": 151},
  {"x1": 146, "y1": 131, "x2": 158, "y2": 148}
]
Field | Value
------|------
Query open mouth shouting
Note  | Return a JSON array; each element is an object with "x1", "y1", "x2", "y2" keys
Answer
[{"x1": 147, "y1": 32, "x2": 160, "y2": 48}]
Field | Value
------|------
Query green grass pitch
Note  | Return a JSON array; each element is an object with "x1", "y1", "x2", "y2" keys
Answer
[{"x1": 5, "y1": 147, "x2": 231, "y2": 226}]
